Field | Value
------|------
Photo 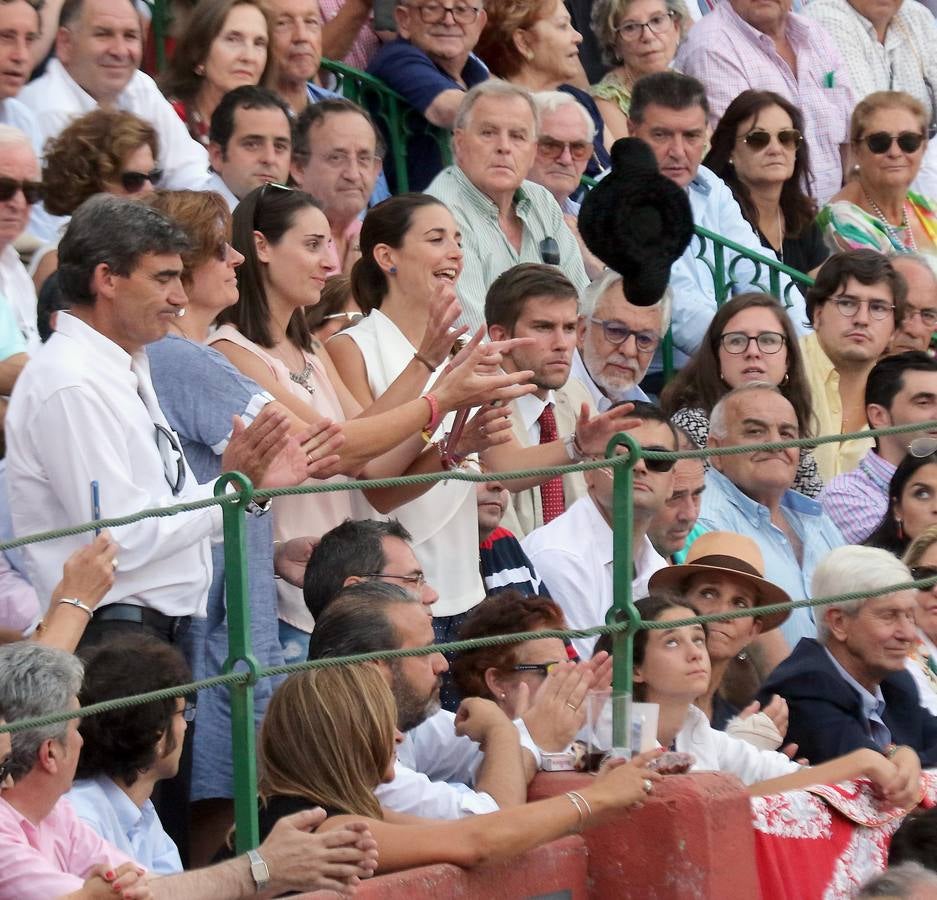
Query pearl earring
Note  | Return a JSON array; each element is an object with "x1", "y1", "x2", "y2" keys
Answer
[
  {"x1": 195, "y1": 64, "x2": 205, "y2": 75},
  {"x1": 500, "y1": 692, "x2": 506, "y2": 700}
]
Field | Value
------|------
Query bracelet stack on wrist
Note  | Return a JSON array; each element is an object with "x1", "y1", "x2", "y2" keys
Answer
[{"x1": 565, "y1": 790, "x2": 592, "y2": 833}]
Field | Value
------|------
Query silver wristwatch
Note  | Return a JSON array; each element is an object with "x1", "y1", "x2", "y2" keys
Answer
[
  {"x1": 247, "y1": 848, "x2": 270, "y2": 892},
  {"x1": 563, "y1": 432, "x2": 584, "y2": 461}
]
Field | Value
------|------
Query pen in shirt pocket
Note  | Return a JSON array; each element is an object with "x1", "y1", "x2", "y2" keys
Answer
[{"x1": 91, "y1": 480, "x2": 101, "y2": 537}]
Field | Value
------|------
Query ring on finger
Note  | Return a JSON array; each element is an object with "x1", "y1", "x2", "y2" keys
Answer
[
  {"x1": 565, "y1": 701, "x2": 578, "y2": 711},
  {"x1": 642, "y1": 778, "x2": 653, "y2": 794},
  {"x1": 111, "y1": 558, "x2": 119, "y2": 571}
]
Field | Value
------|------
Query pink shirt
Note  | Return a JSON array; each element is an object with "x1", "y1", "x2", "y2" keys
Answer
[
  {"x1": 675, "y1": 2, "x2": 854, "y2": 204},
  {"x1": 0, "y1": 795, "x2": 135, "y2": 899}
]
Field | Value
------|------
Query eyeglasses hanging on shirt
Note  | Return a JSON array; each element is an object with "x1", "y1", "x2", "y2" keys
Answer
[{"x1": 154, "y1": 423, "x2": 186, "y2": 496}]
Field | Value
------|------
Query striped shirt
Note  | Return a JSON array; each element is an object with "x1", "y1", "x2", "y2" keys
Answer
[
  {"x1": 675, "y1": 1, "x2": 853, "y2": 205},
  {"x1": 819, "y1": 448, "x2": 895, "y2": 544}
]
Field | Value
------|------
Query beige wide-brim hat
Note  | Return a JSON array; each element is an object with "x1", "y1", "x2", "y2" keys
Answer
[{"x1": 648, "y1": 531, "x2": 792, "y2": 633}]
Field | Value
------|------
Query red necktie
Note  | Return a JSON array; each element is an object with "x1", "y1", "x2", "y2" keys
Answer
[{"x1": 538, "y1": 404, "x2": 566, "y2": 524}]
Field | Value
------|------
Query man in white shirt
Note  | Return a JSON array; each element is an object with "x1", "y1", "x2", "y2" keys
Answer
[
  {"x1": 627, "y1": 72, "x2": 805, "y2": 373},
  {"x1": 573, "y1": 269, "x2": 667, "y2": 412},
  {"x1": 0, "y1": 125, "x2": 40, "y2": 350},
  {"x1": 6, "y1": 195, "x2": 324, "y2": 645},
  {"x1": 207, "y1": 86, "x2": 293, "y2": 211},
  {"x1": 0, "y1": 0, "x2": 41, "y2": 146},
  {"x1": 19, "y1": 0, "x2": 210, "y2": 239},
  {"x1": 522, "y1": 402, "x2": 675, "y2": 658},
  {"x1": 485, "y1": 263, "x2": 593, "y2": 537}
]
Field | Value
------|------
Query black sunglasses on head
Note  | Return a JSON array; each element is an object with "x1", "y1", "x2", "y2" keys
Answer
[
  {"x1": 0, "y1": 176, "x2": 42, "y2": 205},
  {"x1": 120, "y1": 168, "x2": 163, "y2": 193}
]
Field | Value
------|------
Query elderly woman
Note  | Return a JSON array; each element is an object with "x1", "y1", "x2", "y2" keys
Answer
[
  {"x1": 589, "y1": 0, "x2": 688, "y2": 141},
  {"x1": 34, "y1": 109, "x2": 159, "y2": 292},
  {"x1": 806, "y1": 0, "x2": 937, "y2": 197},
  {"x1": 819, "y1": 92, "x2": 937, "y2": 255},
  {"x1": 475, "y1": 0, "x2": 611, "y2": 175},
  {"x1": 902, "y1": 525, "x2": 937, "y2": 715},
  {"x1": 704, "y1": 90, "x2": 828, "y2": 276},
  {"x1": 161, "y1": 0, "x2": 274, "y2": 145},
  {"x1": 675, "y1": 0, "x2": 853, "y2": 205}
]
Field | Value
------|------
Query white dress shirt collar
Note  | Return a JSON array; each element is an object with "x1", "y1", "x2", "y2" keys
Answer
[{"x1": 515, "y1": 390, "x2": 556, "y2": 434}]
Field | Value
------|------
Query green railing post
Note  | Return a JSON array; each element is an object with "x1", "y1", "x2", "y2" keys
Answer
[
  {"x1": 214, "y1": 472, "x2": 261, "y2": 854},
  {"x1": 608, "y1": 432, "x2": 641, "y2": 751}
]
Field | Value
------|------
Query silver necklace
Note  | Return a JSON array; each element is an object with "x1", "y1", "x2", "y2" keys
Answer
[
  {"x1": 289, "y1": 361, "x2": 317, "y2": 397},
  {"x1": 863, "y1": 188, "x2": 918, "y2": 251}
]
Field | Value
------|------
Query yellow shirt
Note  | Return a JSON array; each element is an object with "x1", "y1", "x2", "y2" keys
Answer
[{"x1": 799, "y1": 331, "x2": 873, "y2": 483}]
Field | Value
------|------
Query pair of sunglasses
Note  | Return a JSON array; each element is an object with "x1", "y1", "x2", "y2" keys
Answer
[
  {"x1": 120, "y1": 168, "x2": 163, "y2": 193},
  {"x1": 741, "y1": 128, "x2": 803, "y2": 151},
  {"x1": 859, "y1": 131, "x2": 925, "y2": 154},
  {"x1": 910, "y1": 566, "x2": 937, "y2": 583},
  {"x1": 0, "y1": 176, "x2": 42, "y2": 205}
]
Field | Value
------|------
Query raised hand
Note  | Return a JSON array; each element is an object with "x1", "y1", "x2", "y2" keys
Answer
[
  {"x1": 574, "y1": 403, "x2": 643, "y2": 457},
  {"x1": 417, "y1": 281, "x2": 468, "y2": 369}
]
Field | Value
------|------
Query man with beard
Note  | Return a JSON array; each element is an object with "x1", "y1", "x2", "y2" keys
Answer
[
  {"x1": 486, "y1": 263, "x2": 593, "y2": 537},
  {"x1": 306, "y1": 583, "x2": 530, "y2": 818},
  {"x1": 572, "y1": 270, "x2": 668, "y2": 412}
]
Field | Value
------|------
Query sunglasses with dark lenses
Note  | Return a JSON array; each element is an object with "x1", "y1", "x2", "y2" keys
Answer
[
  {"x1": 119, "y1": 168, "x2": 163, "y2": 193},
  {"x1": 537, "y1": 137, "x2": 593, "y2": 162},
  {"x1": 642, "y1": 445, "x2": 676, "y2": 473},
  {"x1": 741, "y1": 129, "x2": 803, "y2": 151},
  {"x1": 860, "y1": 131, "x2": 925, "y2": 154},
  {"x1": 0, "y1": 755, "x2": 11, "y2": 783},
  {"x1": 910, "y1": 566, "x2": 937, "y2": 583},
  {"x1": 0, "y1": 176, "x2": 42, "y2": 205}
]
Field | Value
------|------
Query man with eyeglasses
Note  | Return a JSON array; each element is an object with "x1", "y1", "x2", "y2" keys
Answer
[
  {"x1": 207, "y1": 86, "x2": 293, "y2": 211},
  {"x1": 6, "y1": 196, "x2": 332, "y2": 650},
  {"x1": 700, "y1": 383, "x2": 845, "y2": 653},
  {"x1": 675, "y1": 0, "x2": 853, "y2": 204},
  {"x1": 522, "y1": 402, "x2": 674, "y2": 659},
  {"x1": 627, "y1": 72, "x2": 805, "y2": 380},
  {"x1": 890, "y1": 254, "x2": 937, "y2": 354},
  {"x1": 368, "y1": 0, "x2": 489, "y2": 191},
  {"x1": 291, "y1": 98, "x2": 384, "y2": 273},
  {"x1": 573, "y1": 270, "x2": 666, "y2": 412},
  {"x1": 800, "y1": 249, "x2": 907, "y2": 482},
  {"x1": 821, "y1": 351, "x2": 937, "y2": 543}
]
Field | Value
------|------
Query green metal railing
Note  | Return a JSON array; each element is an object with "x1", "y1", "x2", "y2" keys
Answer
[
  {"x1": 1, "y1": 419, "x2": 934, "y2": 852},
  {"x1": 320, "y1": 58, "x2": 453, "y2": 194}
]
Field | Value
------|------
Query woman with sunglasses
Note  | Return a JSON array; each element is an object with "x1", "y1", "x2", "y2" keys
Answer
[
  {"x1": 819, "y1": 91, "x2": 937, "y2": 255},
  {"x1": 611, "y1": 594, "x2": 921, "y2": 805},
  {"x1": 213, "y1": 185, "x2": 532, "y2": 664},
  {"x1": 866, "y1": 446, "x2": 937, "y2": 558},
  {"x1": 902, "y1": 525, "x2": 937, "y2": 716},
  {"x1": 660, "y1": 292, "x2": 821, "y2": 497},
  {"x1": 34, "y1": 109, "x2": 161, "y2": 293},
  {"x1": 589, "y1": 0, "x2": 689, "y2": 141},
  {"x1": 256, "y1": 661, "x2": 662, "y2": 871},
  {"x1": 451, "y1": 592, "x2": 606, "y2": 752},
  {"x1": 475, "y1": 0, "x2": 612, "y2": 175},
  {"x1": 160, "y1": 0, "x2": 273, "y2": 146},
  {"x1": 704, "y1": 90, "x2": 828, "y2": 278}
]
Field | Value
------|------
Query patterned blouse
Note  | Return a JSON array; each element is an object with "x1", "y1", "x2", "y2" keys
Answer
[
  {"x1": 590, "y1": 69, "x2": 633, "y2": 117},
  {"x1": 672, "y1": 406, "x2": 823, "y2": 498},
  {"x1": 817, "y1": 191, "x2": 937, "y2": 255}
]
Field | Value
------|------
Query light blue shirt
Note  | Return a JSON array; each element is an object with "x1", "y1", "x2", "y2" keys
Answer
[
  {"x1": 823, "y1": 647, "x2": 891, "y2": 748},
  {"x1": 696, "y1": 467, "x2": 845, "y2": 648},
  {"x1": 65, "y1": 776, "x2": 182, "y2": 875},
  {"x1": 657, "y1": 166, "x2": 806, "y2": 373}
]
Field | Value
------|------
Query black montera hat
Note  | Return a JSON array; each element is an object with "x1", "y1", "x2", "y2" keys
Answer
[{"x1": 578, "y1": 137, "x2": 695, "y2": 306}]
